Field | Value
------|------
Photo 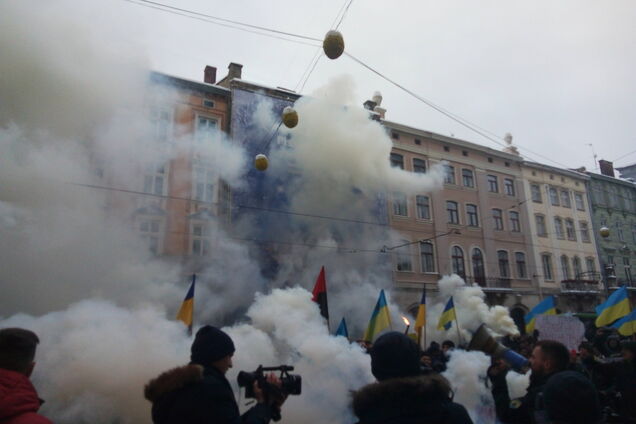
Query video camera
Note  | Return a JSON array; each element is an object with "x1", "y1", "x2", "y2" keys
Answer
[{"x1": 237, "y1": 365, "x2": 302, "y2": 398}]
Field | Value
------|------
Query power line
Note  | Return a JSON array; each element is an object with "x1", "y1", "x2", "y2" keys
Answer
[{"x1": 613, "y1": 148, "x2": 636, "y2": 164}]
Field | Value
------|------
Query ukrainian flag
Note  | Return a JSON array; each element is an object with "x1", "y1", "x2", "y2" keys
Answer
[
  {"x1": 176, "y1": 274, "x2": 196, "y2": 335},
  {"x1": 415, "y1": 288, "x2": 426, "y2": 337},
  {"x1": 596, "y1": 286, "x2": 630, "y2": 327},
  {"x1": 611, "y1": 308, "x2": 636, "y2": 336},
  {"x1": 525, "y1": 296, "x2": 556, "y2": 333},
  {"x1": 437, "y1": 297, "x2": 456, "y2": 331},
  {"x1": 364, "y1": 290, "x2": 391, "y2": 342}
]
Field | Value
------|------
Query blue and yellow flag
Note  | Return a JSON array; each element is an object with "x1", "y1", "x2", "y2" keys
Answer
[
  {"x1": 335, "y1": 317, "x2": 349, "y2": 338},
  {"x1": 415, "y1": 288, "x2": 426, "y2": 341},
  {"x1": 611, "y1": 308, "x2": 636, "y2": 336},
  {"x1": 525, "y1": 296, "x2": 556, "y2": 333},
  {"x1": 176, "y1": 274, "x2": 196, "y2": 335},
  {"x1": 596, "y1": 286, "x2": 630, "y2": 327},
  {"x1": 437, "y1": 297, "x2": 456, "y2": 331},
  {"x1": 364, "y1": 290, "x2": 391, "y2": 342}
]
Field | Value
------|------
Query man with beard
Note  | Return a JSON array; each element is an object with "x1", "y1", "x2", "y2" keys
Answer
[{"x1": 488, "y1": 340, "x2": 569, "y2": 424}]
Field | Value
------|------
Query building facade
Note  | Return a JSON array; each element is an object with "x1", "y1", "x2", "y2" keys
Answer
[
  {"x1": 520, "y1": 162, "x2": 601, "y2": 313},
  {"x1": 586, "y1": 161, "x2": 636, "y2": 292},
  {"x1": 383, "y1": 120, "x2": 537, "y2": 328}
]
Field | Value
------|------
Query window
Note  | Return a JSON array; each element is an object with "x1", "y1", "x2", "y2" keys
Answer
[
  {"x1": 580, "y1": 222, "x2": 590, "y2": 243},
  {"x1": 554, "y1": 217, "x2": 564, "y2": 239},
  {"x1": 203, "y1": 99, "x2": 215, "y2": 108},
  {"x1": 193, "y1": 163, "x2": 215, "y2": 202},
  {"x1": 624, "y1": 257, "x2": 632, "y2": 283},
  {"x1": 574, "y1": 193, "x2": 585, "y2": 211},
  {"x1": 191, "y1": 223, "x2": 211, "y2": 256},
  {"x1": 391, "y1": 132, "x2": 400, "y2": 140},
  {"x1": 600, "y1": 216, "x2": 607, "y2": 227},
  {"x1": 420, "y1": 242, "x2": 435, "y2": 273},
  {"x1": 447, "y1": 201, "x2": 459, "y2": 224},
  {"x1": 140, "y1": 219, "x2": 161, "y2": 255},
  {"x1": 516, "y1": 252, "x2": 527, "y2": 279},
  {"x1": 633, "y1": 224, "x2": 636, "y2": 243},
  {"x1": 586, "y1": 257, "x2": 596, "y2": 273},
  {"x1": 472, "y1": 248, "x2": 485, "y2": 285},
  {"x1": 466, "y1": 204, "x2": 479, "y2": 227},
  {"x1": 608, "y1": 255, "x2": 615, "y2": 265},
  {"x1": 143, "y1": 163, "x2": 166, "y2": 196},
  {"x1": 531, "y1": 184, "x2": 542, "y2": 203},
  {"x1": 549, "y1": 187, "x2": 560, "y2": 206},
  {"x1": 573, "y1": 256, "x2": 582, "y2": 279},
  {"x1": 487, "y1": 175, "x2": 499, "y2": 193},
  {"x1": 616, "y1": 221, "x2": 625, "y2": 242},
  {"x1": 565, "y1": 219, "x2": 576, "y2": 241},
  {"x1": 561, "y1": 255, "x2": 571, "y2": 280},
  {"x1": 416, "y1": 195, "x2": 430, "y2": 219},
  {"x1": 396, "y1": 241, "x2": 412, "y2": 271},
  {"x1": 536, "y1": 214, "x2": 547, "y2": 237},
  {"x1": 196, "y1": 116, "x2": 218, "y2": 142},
  {"x1": 390, "y1": 153, "x2": 404, "y2": 169},
  {"x1": 444, "y1": 165, "x2": 456, "y2": 184},
  {"x1": 150, "y1": 107, "x2": 172, "y2": 143},
  {"x1": 392, "y1": 192, "x2": 408, "y2": 216},
  {"x1": 542, "y1": 254, "x2": 554, "y2": 281},
  {"x1": 504, "y1": 178, "x2": 515, "y2": 196},
  {"x1": 451, "y1": 246, "x2": 465, "y2": 279},
  {"x1": 498, "y1": 250, "x2": 510, "y2": 278},
  {"x1": 560, "y1": 190, "x2": 571, "y2": 208},
  {"x1": 462, "y1": 169, "x2": 475, "y2": 188},
  {"x1": 492, "y1": 209, "x2": 504, "y2": 230},
  {"x1": 413, "y1": 158, "x2": 426, "y2": 173},
  {"x1": 509, "y1": 211, "x2": 520, "y2": 232}
]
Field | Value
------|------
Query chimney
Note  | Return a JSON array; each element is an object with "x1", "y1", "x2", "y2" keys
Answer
[
  {"x1": 599, "y1": 159, "x2": 615, "y2": 177},
  {"x1": 227, "y1": 62, "x2": 243, "y2": 80},
  {"x1": 363, "y1": 100, "x2": 377, "y2": 111},
  {"x1": 204, "y1": 66, "x2": 217, "y2": 84}
]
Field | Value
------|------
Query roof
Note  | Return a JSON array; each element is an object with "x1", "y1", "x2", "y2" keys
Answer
[
  {"x1": 382, "y1": 120, "x2": 523, "y2": 162},
  {"x1": 586, "y1": 170, "x2": 636, "y2": 188},
  {"x1": 149, "y1": 71, "x2": 230, "y2": 97},
  {"x1": 230, "y1": 78, "x2": 301, "y2": 102},
  {"x1": 522, "y1": 161, "x2": 590, "y2": 181}
]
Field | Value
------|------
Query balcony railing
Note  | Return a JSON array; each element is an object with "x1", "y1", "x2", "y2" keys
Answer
[
  {"x1": 560, "y1": 279, "x2": 601, "y2": 294},
  {"x1": 464, "y1": 276, "x2": 511, "y2": 289}
]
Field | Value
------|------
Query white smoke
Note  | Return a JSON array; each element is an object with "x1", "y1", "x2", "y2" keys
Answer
[{"x1": 506, "y1": 370, "x2": 531, "y2": 400}]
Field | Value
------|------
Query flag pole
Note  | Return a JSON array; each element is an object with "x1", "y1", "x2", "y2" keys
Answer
[
  {"x1": 189, "y1": 273, "x2": 196, "y2": 337},
  {"x1": 454, "y1": 309, "x2": 462, "y2": 346}
]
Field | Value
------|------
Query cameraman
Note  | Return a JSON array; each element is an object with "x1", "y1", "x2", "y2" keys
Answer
[{"x1": 145, "y1": 326, "x2": 286, "y2": 424}]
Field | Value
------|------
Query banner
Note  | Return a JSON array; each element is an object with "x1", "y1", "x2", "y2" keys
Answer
[{"x1": 535, "y1": 315, "x2": 585, "y2": 351}]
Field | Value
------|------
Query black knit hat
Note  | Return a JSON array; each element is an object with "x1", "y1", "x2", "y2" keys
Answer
[
  {"x1": 543, "y1": 371, "x2": 601, "y2": 424},
  {"x1": 190, "y1": 326, "x2": 235, "y2": 366},
  {"x1": 370, "y1": 332, "x2": 421, "y2": 381}
]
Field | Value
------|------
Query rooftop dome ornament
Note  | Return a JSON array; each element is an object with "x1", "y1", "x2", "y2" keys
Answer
[
  {"x1": 323, "y1": 30, "x2": 345, "y2": 59},
  {"x1": 254, "y1": 154, "x2": 269, "y2": 172},
  {"x1": 282, "y1": 106, "x2": 298, "y2": 128}
]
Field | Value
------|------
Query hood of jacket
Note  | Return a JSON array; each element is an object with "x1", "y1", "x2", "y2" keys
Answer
[
  {"x1": 352, "y1": 375, "x2": 457, "y2": 424},
  {"x1": 0, "y1": 368, "x2": 43, "y2": 421},
  {"x1": 144, "y1": 364, "x2": 204, "y2": 403}
]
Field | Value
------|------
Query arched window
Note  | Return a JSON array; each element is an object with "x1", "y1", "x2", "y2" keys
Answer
[
  {"x1": 515, "y1": 252, "x2": 527, "y2": 279},
  {"x1": 573, "y1": 256, "x2": 582, "y2": 279},
  {"x1": 472, "y1": 248, "x2": 485, "y2": 285},
  {"x1": 451, "y1": 246, "x2": 465, "y2": 279},
  {"x1": 396, "y1": 240, "x2": 412, "y2": 272},
  {"x1": 419, "y1": 242, "x2": 435, "y2": 273},
  {"x1": 498, "y1": 250, "x2": 510, "y2": 278}
]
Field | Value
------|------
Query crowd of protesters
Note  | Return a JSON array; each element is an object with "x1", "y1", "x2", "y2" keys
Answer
[{"x1": 1, "y1": 324, "x2": 635, "y2": 424}]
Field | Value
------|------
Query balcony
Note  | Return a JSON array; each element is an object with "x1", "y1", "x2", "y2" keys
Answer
[
  {"x1": 560, "y1": 278, "x2": 601, "y2": 295},
  {"x1": 465, "y1": 276, "x2": 512, "y2": 291}
]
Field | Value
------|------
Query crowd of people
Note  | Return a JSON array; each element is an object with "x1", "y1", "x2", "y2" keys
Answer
[{"x1": 1, "y1": 324, "x2": 634, "y2": 424}]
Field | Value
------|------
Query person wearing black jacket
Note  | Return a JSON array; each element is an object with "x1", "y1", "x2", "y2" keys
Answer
[
  {"x1": 488, "y1": 340, "x2": 569, "y2": 424},
  {"x1": 144, "y1": 326, "x2": 285, "y2": 424},
  {"x1": 352, "y1": 332, "x2": 473, "y2": 424}
]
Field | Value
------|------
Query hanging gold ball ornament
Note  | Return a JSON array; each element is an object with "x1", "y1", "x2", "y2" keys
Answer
[
  {"x1": 323, "y1": 30, "x2": 345, "y2": 60},
  {"x1": 254, "y1": 154, "x2": 269, "y2": 171},
  {"x1": 282, "y1": 106, "x2": 298, "y2": 128},
  {"x1": 599, "y1": 226, "x2": 610, "y2": 238}
]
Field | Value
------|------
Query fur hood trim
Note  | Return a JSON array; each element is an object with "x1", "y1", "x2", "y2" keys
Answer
[{"x1": 144, "y1": 364, "x2": 203, "y2": 403}]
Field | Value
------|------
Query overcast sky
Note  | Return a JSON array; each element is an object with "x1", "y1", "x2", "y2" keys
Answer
[{"x1": 123, "y1": 0, "x2": 636, "y2": 172}]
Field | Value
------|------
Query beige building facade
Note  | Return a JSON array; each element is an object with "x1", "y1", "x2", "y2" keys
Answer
[{"x1": 521, "y1": 162, "x2": 602, "y2": 313}]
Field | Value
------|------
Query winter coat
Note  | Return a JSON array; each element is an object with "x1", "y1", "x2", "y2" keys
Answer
[
  {"x1": 0, "y1": 369, "x2": 52, "y2": 424},
  {"x1": 490, "y1": 370, "x2": 553, "y2": 424},
  {"x1": 352, "y1": 375, "x2": 473, "y2": 424},
  {"x1": 144, "y1": 364, "x2": 273, "y2": 424}
]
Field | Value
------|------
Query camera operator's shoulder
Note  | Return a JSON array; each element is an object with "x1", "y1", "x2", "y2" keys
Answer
[{"x1": 145, "y1": 364, "x2": 204, "y2": 402}]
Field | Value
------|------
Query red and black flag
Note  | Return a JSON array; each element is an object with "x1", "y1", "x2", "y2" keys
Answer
[{"x1": 312, "y1": 266, "x2": 329, "y2": 325}]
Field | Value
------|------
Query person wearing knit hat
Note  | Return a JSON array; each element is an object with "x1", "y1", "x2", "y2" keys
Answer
[
  {"x1": 144, "y1": 325, "x2": 285, "y2": 424},
  {"x1": 353, "y1": 332, "x2": 473, "y2": 424}
]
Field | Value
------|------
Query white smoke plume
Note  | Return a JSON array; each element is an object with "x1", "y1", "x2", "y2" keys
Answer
[{"x1": 506, "y1": 370, "x2": 531, "y2": 400}]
